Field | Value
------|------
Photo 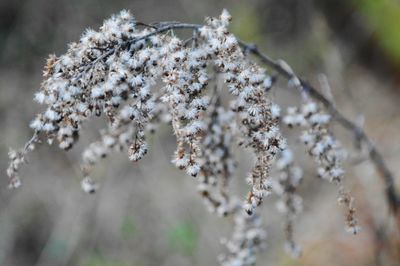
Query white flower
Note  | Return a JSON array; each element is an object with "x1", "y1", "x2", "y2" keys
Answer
[
  {"x1": 302, "y1": 102, "x2": 317, "y2": 115},
  {"x1": 224, "y1": 35, "x2": 237, "y2": 48},
  {"x1": 263, "y1": 77, "x2": 272, "y2": 89},
  {"x1": 111, "y1": 96, "x2": 122, "y2": 106},
  {"x1": 59, "y1": 138, "x2": 73, "y2": 149},
  {"x1": 284, "y1": 242, "x2": 302, "y2": 258},
  {"x1": 186, "y1": 163, "x2": 200, "y2": 177},
  {"x1": 300, "y1": 132, "x2": 314, "y2": 145},
  {"x1": 128, "y1": 142, "x2": 148, "y2": 161},
  {"x1": 283, "y1": 116, "x2": 294, "y2": 126},
  {"x1": 239, "y1": 86, "x2": 254, "y2": 99},
  {"x1": 43, "y1": 123, "x2": 55, "y2": 132},
  {"x1": 330, "y1": 167, "x2": 344, "y2": 181},
  {"x1": 103, "y1": 135, "x2": 116, "y2": 147},
  {"x1": 68, "y1": 86, "x2": 81, "y2": 95},
  {"x1": 8, "y1": 177, "x2": 22, "y2": 189},
  {"x1": 45, "y1": 109, "x2": 60, "y2": 121},
  {"x1": 249, "y1": 73, "x2": 265, "y2": 84},
  {"x1": 262, "y1": 179, "x2": 273, "y2": 190},
  {"x1": 83, "y1": 149, "x2": 97, "y2": 164},
  {"x1": 90, "y1": 86, "x2": 104, "y2": 98},
  {"x1": 346, "y1": 225, "x2": 361, "y2": 235},
  {"x1": 130, "y1": 75, "x2": 144, "y2": 87},
  {"x1": 58, "y1": 126, "x2": 73, "y2": 136},
  {"x1": 209, "y1": 38, "x2": 222, "y2": 50},
  {"x1": 185, "y1": 121, "x2": 205, "y2": 135},
  {"x1": 119, "y1": 9, "x2": 134, "y2": 21},
  {"x1": 277, "y1": 149, "x2": 293, "y2": 169},
  {"x1": 199, "y1": 26, "x2": 211, "y2": 38},
  {"x1": 311, "y1": 142, "x2": 325, "y2": 156},
  {"x1": 243, "y1": 202, "x2": 254, "y2": 215},
  {"x1": 253, "y1": 189, "x2": 269, "y2": 198},
  {"x1": 184, "y1": 108, "x2": 198, "y2": 119},
  {"x1": 29, "y1": 118, "x2": 43, "y2": 130},
  {"x1": 173, "y1": 156, "x2": 189, "y2": 169},
  {"x1": 245, "y1": 175, "x2": 254, "y2": 185},
  {"x1": 309, "y1": 113, "x2": 331, "y2": 125},
  {"x1": 197, "y1": 183, "x2": 209, "y2": 193},
  {"x1": 220, "y1": 9, "x2": 232, "y2": 25},
  {"x1": 81, "y1": 177, "x2": 98, "y2": 194},
  {"x1": 270, "y1": 104, "x2": 281, "y2": 119},
  {"x1": 317, "y1": 167, "x2": 327, "y2": 178},
  {"x1": 34, "y1": 92, "x2": 46, "y2": 104},
  {"x1": 247, "y1": 105, "x2": 260, "y2": 116}
]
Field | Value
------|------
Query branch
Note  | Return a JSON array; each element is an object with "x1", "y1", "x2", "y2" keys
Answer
[
  {"x1": 65, "y1": 20, "x2": 400, "y2": 226},
  {"x1": 78, "y1": 23, "x2": 202, "y2": 78},
  {"x1": 239, "y1": 41, "x2": 400, "y2": 226}
]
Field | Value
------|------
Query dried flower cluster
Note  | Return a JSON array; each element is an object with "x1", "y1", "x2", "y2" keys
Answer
[
  {"x1": 196, "y1": 95, "x2": 237, "y2": 216},
  {"x1": 219, "y1": 206, "x2": 267, "y2": 266},
  {"x1": 272, "y1": 148, "x2": 303, "y2": 257},
  {"x1": 199, "y1": 13, "x2": 286, "y2": 217},
  {"x1": 283, "y1": 100, "x2": 359, "y2": 234},
  {"x1": 7, "y1": 9, "x2": 365, "y2": 265}
]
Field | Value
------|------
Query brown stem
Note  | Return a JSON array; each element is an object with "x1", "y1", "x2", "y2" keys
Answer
[
  {"x1": 239, "y1": 41, "x2": 400, "y2": 228},
  {"x1": 66, "y1": 20, "x2": 399, "y2": 227}
]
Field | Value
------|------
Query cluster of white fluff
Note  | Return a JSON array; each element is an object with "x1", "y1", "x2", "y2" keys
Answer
[
  {"x1": 198, "y1": 11, "x2": 286, "y2": 216},
  {"x1": 161, "y1": 36, "x2": 210, "y2": 177},
  {"x1": 7, "y1": 134, "x2": 38, "y2": 189},
  {"x1": 7, "y1": 9, "x2": 361, "y2": 265},
  {"x1": 27, "y1": 10, "x2": 170, "y2": 184},
  {"x1": 196, "y1": 96, "x2": 237, "y2": 216},
  {"x1": 283, "y1": 100, "x2": 359, "y2": 234},
  {"x1": 8, "y1": 10, "x2": 276, "y2": 265},
  {"x1": 219, "y1": 206, "x2": 267, "y2": 266},
  {"x1": 272, "y1": 148, "x2": 303, "y2": 258}
]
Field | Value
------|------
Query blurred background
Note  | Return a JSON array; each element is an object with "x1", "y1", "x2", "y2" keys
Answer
[{"x1": 0, "y1": 0, "x2": 400, "y2": 265}]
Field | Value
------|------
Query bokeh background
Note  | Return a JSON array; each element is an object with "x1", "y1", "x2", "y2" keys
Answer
[{"x1": 1, "y1": 0, "x2": 400, "y2": 265}]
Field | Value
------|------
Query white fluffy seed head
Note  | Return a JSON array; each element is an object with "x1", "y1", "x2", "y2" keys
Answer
[{"x1": 81, "y1": 177, "x2": 98, "y2": 194}]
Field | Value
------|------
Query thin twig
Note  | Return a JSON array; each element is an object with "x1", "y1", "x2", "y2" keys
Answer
[
  {"x1": 23, "y1": 131, "x2": 39, "y2": 152},
  {"x1": 76, "y1": 23, "x2": 201, "y2": 80},
  {"x1": 68, "y1": 21, "x2": 399, "y2": 227},
  {"x1": 238, "y1": 41, "x2": 400, "y2": 227}
]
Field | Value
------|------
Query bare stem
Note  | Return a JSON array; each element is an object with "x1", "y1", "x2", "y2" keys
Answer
[
  {"x1": 65, "y1": 21, "x2": 400, "y2": 227},
  {"x1": 238, "y1": 41, "x2": 400, "y2": 227},
  {"x1": 78, "y1": 23, "x2": 202, "y2": 78},
  {"x1": 23, "y1": 131, "x2": 39, "y2": 152}
]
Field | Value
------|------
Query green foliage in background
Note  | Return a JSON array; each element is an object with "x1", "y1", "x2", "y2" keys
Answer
[
  {"x1": 352, "y1": 0, "x2": 400, "y2": 64},
  {"x1": 167, "y1": 222, "x2": 198, "y2": 255},
  {"x1": 120, "y1": 216, "x2": 137, "y2": 239},
  {"x1": 230, "y1": 4, "x2": 263, "y2": 45},
  {"x1": 80, "y1": 254, "x2": 135, "y2": 266}
]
